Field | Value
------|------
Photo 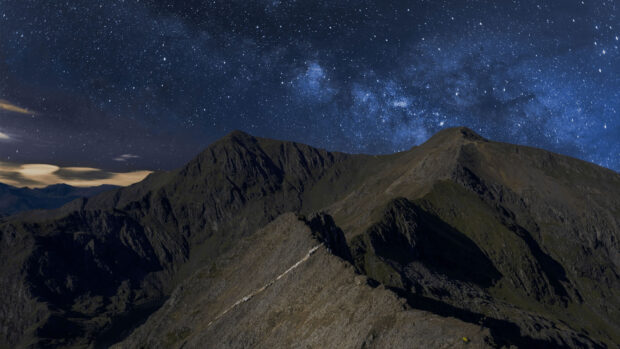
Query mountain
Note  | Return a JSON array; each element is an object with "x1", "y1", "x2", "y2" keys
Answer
[
  {"x1": 0, "y1": 183, "x2": 118, "y2": 217},
  {"x1": 0, "y1": 128, "x2": 618, "y2": 348}
]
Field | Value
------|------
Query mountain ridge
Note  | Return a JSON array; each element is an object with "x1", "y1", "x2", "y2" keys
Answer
[
  {"x1": 0, "y1": 183, "x2": 117, "y2": 217},
  {"x1": 0, "y1": 127, "x2": 618, "y2": 348}
]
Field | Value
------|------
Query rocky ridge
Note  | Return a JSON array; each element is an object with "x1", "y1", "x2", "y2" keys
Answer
[{"x1": 0, "y1": 127, "x2": 618, "y2": 348}]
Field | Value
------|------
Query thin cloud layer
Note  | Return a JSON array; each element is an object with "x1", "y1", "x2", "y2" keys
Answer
[
  {"x1": 114, "y1": 154, "x2": 140, "y2": 162},
  {"x1": 0, "y1": 162, "x2": 151, "y2": 188},
  {"x1": 54, "y1": 167, "x2": 115, "y2": 181},
  {"x1": 0, "y1": 100, "x2": 33, "y2": 115}
]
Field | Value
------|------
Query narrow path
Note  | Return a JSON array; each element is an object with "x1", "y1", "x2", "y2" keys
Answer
[{"x1": 206, "y1": 243, "x2": 322, "y2": 328}]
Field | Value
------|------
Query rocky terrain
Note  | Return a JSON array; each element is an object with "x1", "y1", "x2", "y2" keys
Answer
[{"x1": 0, "y1": 127, "x2": 618, "y2": 348}]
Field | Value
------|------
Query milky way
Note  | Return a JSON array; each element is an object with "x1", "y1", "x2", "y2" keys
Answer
[{"x1": 1, "y1": 0, "x2": 619, "y2": 172}]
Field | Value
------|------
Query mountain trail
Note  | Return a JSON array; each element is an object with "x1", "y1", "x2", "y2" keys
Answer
[{"x1": 206, "y1": 243, "x2": 323, "y2": 328}]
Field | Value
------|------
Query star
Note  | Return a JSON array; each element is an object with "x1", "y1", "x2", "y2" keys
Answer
[{"x1": 0, "y1": 0, "x2": 617, "y2": 172}]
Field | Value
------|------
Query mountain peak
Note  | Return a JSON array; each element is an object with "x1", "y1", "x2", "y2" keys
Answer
[
  {"x1": 202, "y1": 129, "x2": 259, "y2": 151},
  {"x1": 190, "y1": 130, "x2": 259, "y2": 159},
  {"x1": 2, "y1": 126, "x2": 619, "y2": 348},
  {"x1": 223, "y1": 129, "x2": 254, "y2": 140},
  {"x1": 415, "y1": 127, "x2": 486, "y2": 152},
  {"x1": 435, "y1": 126, "x2": 486, "y2": 142}
]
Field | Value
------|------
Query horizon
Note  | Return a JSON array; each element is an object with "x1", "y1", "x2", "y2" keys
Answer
[{"x1": 2, "y1": 126, "x2": 618, "y2": 189}]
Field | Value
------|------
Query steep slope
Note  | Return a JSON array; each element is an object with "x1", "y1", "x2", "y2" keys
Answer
[
  {"x1": 0, "y1": 131, "x2": 366, "y2": 348},
  {"x1": 325, "y1": 128, "x2": 620, "y2": 347},
  {"x1": 115, "y1": 213, "x2": 493, "y2": 349},
  {"x1": 0, "y1": 183, "x2": 117, "y2": 217},
  {"x1": 0, "y1": 127, "x2": 618, "y2": 348}
]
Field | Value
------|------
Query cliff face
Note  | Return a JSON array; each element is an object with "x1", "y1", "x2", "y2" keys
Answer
[{"x1": 0, "y1": 128, "x2": 618, "y2": 348}]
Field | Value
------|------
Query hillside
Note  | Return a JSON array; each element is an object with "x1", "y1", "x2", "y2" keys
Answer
[{"x1": 0, "y1": 128, "x2": 618, "y2": 348}]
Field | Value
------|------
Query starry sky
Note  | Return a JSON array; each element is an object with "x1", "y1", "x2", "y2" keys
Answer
[{"x1": 1, "y1": 0, "x2": 619, "y2": 180}]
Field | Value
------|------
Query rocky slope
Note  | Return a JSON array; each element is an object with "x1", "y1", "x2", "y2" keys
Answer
[
  {"x1": 115, "y1": 213, "x2": 492, "y2": 349},
  {"x1": 0, "y1": 128, "x2": 618, "y2": 348}
]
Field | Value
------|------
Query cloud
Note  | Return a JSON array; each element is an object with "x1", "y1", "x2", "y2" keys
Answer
[
  {"x1": 0, "y1": 100, "x2": 33, "y2": 115},
  {"x1": 54, "y1": 167, "x2": 115, "y2": 181},
  {"x1": 0, "y1": 170, "x2": 43, "y2": 187},
  {"x1": 0, "y1": 161, "x2": 151, "y2": 188},
  {"x1": 113, "y1": 154, "x2": 140, "y2": 162}
]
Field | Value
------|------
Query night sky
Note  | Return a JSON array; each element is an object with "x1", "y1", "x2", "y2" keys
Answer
[{"x1": 1, "y1": 0, "x2": 619, "y2": 179}]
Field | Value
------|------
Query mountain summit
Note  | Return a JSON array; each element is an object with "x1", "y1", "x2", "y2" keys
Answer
[{"x1": 1, "y1": 128, "x2": 618, "y2": 348}]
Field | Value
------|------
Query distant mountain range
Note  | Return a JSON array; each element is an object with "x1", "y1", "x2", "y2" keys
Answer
[
  {"x1": 0, "y1": 183, "x2": 118, "y2": 217},
  {"x1": 0, "y1": 128, "x2": 618, "y2": 348}
]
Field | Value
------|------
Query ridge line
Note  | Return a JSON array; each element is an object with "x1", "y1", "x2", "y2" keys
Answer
[{"x1": 205, "y1": 243, "x2": 323, "y2": 328}]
